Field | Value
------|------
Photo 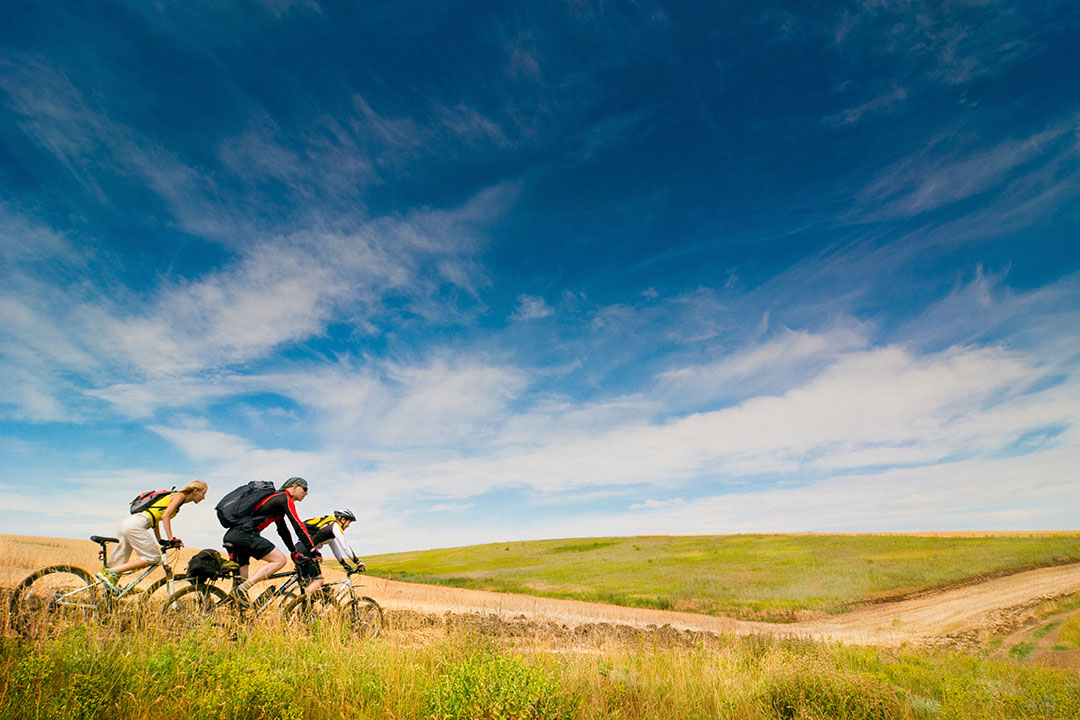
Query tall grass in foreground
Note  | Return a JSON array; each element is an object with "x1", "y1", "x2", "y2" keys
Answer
[{"x1": 3, "y1": 615, "x2": 1079, "y2": 720}]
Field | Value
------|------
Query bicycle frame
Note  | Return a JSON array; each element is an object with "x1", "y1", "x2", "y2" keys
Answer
[
  {"x1": 91, "y1": 536, "x2": 182, "y2": 607},
  {"x1": 251, "y1": 569, "x2": 305, "y2": 613},
  {"x1": 321, "y1": 569, "x2": 365, "y2": 604},
  {"x1": 191, "y1": 566, "x2": 312, "y2": 617}
]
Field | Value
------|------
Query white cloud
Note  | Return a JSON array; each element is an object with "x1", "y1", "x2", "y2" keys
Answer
[
  {"x1": 629, "y1": 498, "x2": 684, "y2": 510},
  {"x1": 430, "y1": 502, "x2": 475, "y2": 513},
  {"x1": 825, "y1": 86, "x2": 908, "y2": 126},
  {"x1": 552, "y1": 446, "x2": 1080, "y2": 536},
  {"x1": 655, "y1": 323, "x2": 869, "y2": 407},
  {"x1": 256, "y1": 355, "x2": 531, "y2": 448},
  {"x1": 856, "y1": 121, "x2": 1074, "y2": 219},
  {"x1": 372, "y1": 343, "x2": 1073, "y2": 498},
  {"x1": 436, "y1": 103, "x2": 512, "y2": 149},
  {"x1": 512, "y1": 294, "x2": 554, "y2": 320},
  {"x1": 0, "y1": 183, "x2": 512, "y2": 420}
]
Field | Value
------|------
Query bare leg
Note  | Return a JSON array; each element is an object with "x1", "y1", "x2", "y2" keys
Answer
[{"x1": 243, "y1": 548, "x2": 287, "y2": 587}]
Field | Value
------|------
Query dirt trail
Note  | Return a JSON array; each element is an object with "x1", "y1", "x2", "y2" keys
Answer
[
  {"x1": 5, "y1": 534, "x2": 1079, "y2": 648},
  {"x1": 360, "y1": 563, "x2": 1080, "y2": 647}
]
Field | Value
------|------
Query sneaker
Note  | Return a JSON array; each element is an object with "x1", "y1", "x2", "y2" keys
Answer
[
  {"x1": 95, "y1": 569, "x2": 120, "y2": 594},
  {"x1": 230, "y1": 585, "x2": 252, "y2": 610}
]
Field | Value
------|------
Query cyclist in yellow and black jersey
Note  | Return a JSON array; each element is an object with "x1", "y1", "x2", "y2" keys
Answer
[
  {"x1": 304, "y1": 509, "x2": 365, "y2": 575},
  {"x1": 96, "y1": 480, "x2": 208, "y2": 591}
]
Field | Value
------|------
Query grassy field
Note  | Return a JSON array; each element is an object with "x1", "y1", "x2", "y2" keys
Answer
[
  {"x1": 365, "y1": 533, "x2": 1080, "y2": 621},
  {"x1": 3, "y1": 612, "x2": 1080, "y2": 720},
  {"x1": 4, "y1": 533, "x2": 1080, "y2": 719}
]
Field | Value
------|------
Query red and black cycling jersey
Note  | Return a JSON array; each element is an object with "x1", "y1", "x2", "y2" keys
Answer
[{"x1": 250, "y1": 491, "x2": 316, "y2": 555}]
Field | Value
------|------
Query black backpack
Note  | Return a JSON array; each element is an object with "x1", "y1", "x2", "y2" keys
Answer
[
  {"x1": 129, "y1": 487, "x2": 176, "y2": 514},
  {"x1": 214, "y1": 481, "x2": 277, "y2": 528},
  {"x1": 185, "y1": 549, "x2": 239, "y2": 582}
]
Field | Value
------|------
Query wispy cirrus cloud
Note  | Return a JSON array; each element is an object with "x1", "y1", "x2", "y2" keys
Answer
[
  {"x1": 511, "y1": 294, "x2": 554, "y2": 320},
  {"x1": 0, "y1": 185, "x2": 512, "y2": 420},
  {"x1": 830, "y1": 0, "x2": 1032, "y2": 87},
  {"x1": 825, "y1": 86, "x2": 908, "y2": 126},
  {"x1": 359, "y1": 340, "x2": 1073, "y2": 501},
  {"x1": 0, "y1": 56, "x2": 233, "y2": 239},
  {"x1": 855, "y1": 120, "x2": 1077, "y2": 220},
  {"x1": 542, "y1": 446, "x2": 1080, "y2": 539}
]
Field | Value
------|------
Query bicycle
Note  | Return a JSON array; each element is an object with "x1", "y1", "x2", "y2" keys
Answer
[
  {"x1": 10, "y1": 535, "x2": 186, "y2": 633},
  {"x1": 161, "y1": 561, "x2": 383, "y2": 639},
  {"x1": 284, "y1": 565, "x2": 383, "y2": 639},
  {"x1": 160, "y1": 562, "x2": 314, "y2": 628}
]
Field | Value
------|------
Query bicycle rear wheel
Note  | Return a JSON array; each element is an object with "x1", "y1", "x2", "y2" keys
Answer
[
  {"x1": 160, "y1": 583, "x2": 230, "y2": 628},
  {"x1": 141, "y1": 573, "x2": 189, "y2": 609},
  {"x1": 281, "y1": 591, "x2": 338, "y2": 628},
  {"x1": 10, "y1": 565, "x2": 103, "y2": 633},
  {"x1": 343, "y1": 596, "x2": 383, "y2": 640}
]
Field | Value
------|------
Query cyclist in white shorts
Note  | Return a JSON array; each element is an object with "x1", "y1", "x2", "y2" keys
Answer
[{"x1": 96, "y1": 480, "x2": 208, "y2": 591}]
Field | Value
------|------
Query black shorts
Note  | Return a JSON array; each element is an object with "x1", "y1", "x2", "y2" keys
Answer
[
  {"x1": 295, "y1": 556, "x2": 322, "y2": 581},
  {"x1": 222, "y1": 526, "x2": 276, "y2": 566}
]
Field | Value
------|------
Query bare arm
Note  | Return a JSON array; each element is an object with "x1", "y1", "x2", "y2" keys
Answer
[{"x1": 160, "y1": 493, "x2": 186, "y2": 543}]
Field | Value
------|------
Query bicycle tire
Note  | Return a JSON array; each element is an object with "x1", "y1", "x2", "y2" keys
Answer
[
  {"x1": 343, "y1": 596, "x2": 383, "y2": 640},
  {"x1": 254, "y1": 585, "x2": 292, "y2": 611},
  {"x1": 160, "y1": 583, "x2": 230, "y2": 626},
  {"x1": 10, "y1": 565, "x2": 103, "y2": 631},
  {"x1": 140, "y1": 573, "x2": 190, "y2": 608},
  {"x1": 281, "y1": 591, "x2": 339, "y2": 628}
]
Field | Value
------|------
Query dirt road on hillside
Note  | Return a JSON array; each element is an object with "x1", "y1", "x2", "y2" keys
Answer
[
  {"x1": 4, "y1": 534, "x2": 1079, "y2": 647},
  {"x1": 359, "y1": 563, "x2": 1080, "y2": 647}
]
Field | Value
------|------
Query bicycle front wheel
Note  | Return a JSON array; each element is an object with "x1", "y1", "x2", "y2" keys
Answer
[
  {"x1": 10, "y1": 565, "x2": 103, "y2": 632},
  {"x1": 344, "y1": 596, "x2": 383, "y2": 640}
]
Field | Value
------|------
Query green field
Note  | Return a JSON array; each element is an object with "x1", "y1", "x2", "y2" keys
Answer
[
  {"x1": 4, "y1": 615, "x2": 1080, "y2": 720},
  {"x1": 366, "y1": 534, "x2": 1080, "y2": 621}
]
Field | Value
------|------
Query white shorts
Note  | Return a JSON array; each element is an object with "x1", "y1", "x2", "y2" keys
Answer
[{"x1": 109, "y1": 513, "x2": 164, "y2": 567}]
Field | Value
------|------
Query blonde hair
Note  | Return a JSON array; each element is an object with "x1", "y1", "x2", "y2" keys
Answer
[{"x1": 180, "y1": 480, "x2": 207, "y2": 499}]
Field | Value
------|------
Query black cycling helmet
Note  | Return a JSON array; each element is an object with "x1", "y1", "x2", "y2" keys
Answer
[{"x1": 334, "y1": 508, "x2": 356, "y2": 522}]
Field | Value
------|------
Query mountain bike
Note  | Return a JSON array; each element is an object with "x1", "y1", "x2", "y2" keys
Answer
[
  {"x1": 10, "y1": 535, "x2": 185, "y2": 633},
  {"x1": 161, "y1": 562, "x2": 383, "y2": 638},
  {"x1": 160, "y1": 562, "x2": 313, "y2": 627},
  {"x1": 283, "y1": 565, "x2": 383, "y2": 639}
]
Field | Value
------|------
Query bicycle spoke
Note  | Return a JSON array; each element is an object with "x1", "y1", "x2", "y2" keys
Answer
[
  {"x1": 10, "y1": 566, "x2": 102, "y2": 634},
  {"x1": 345, "y1": 597, "x2": 384, "y2": 640}
]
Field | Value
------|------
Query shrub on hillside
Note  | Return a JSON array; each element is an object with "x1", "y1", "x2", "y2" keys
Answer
[
  {"x1": 426, "y1": 652, "x2": 579, "y2": 720},
  {"x1": 763, "y1": 654, "x2": 901, "y2": 720}
]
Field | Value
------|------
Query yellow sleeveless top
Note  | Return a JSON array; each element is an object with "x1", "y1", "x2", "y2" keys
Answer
[{"x1": 142, "y1": 492, "x2": 182, "y2": 526}]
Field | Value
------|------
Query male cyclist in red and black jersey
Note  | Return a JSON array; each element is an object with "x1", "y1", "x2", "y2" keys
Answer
[{"x1": 223, "y1": 476, "x2": 319, "y2": 606}]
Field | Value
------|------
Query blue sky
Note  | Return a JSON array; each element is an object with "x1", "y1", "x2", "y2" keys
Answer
[{"x1": 1, "y1": 1, "x2": 1078, "y2": 553}]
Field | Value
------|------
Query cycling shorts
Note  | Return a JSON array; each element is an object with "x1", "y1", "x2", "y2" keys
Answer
[
  {"x1": 295, "y1": 556, "x2": 322, "y2": 581},
  {"x1": 222, "y1": 526, "x2": 275, "y2": 566}
]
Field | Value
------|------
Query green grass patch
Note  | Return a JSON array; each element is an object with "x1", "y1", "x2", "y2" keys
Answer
[
  {"x1": 368, "y1": 533, "x2": 1080, "y2": 621},
  {"x1": 426, "y1": 652, "x2": 579, "y2": 720},
  {"x1": 549, "y1": 541, "x2": 617, "y2": 554},
  {"x1": 1031, "y1": 621, "x2": 1061, "y2": 639},
  {"x1": 5, "y1": 620, "x2": 1080, "y2": 720},
  {"x1": 1057, "y1": 614, "x2": 1080, "y2": 650},
  {"x1": 1009, "y1": 642, "x2": 1037, "y2": 660}
]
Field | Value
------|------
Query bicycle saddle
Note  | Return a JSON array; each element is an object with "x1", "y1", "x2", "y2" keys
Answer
[{"x1": 90, "y1": 535, "x2": 119, "y2": 544}]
